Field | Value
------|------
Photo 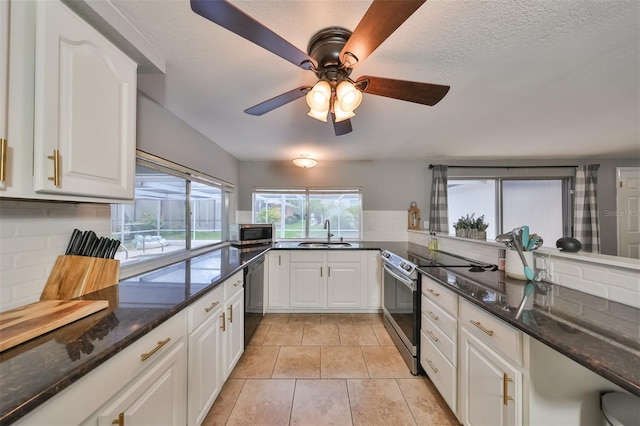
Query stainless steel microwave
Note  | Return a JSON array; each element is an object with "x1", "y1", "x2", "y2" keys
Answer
[{"x1": 230, "y1": 224, "x2": 274, "y2": 246}]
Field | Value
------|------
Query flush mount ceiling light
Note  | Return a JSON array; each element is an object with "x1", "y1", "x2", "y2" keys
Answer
[{"x1": 292, "y1": 155, "x2": 318, "y2": 168}]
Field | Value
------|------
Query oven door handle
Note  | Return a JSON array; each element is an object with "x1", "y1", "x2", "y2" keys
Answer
[{"x1": 383, "y1": 263, "x2": 416, "y2": 292}]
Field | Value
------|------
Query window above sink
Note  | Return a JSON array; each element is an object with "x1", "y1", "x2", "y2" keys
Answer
[{"x1": 252, "y1": 187, "x2": 362, "y2": 241}]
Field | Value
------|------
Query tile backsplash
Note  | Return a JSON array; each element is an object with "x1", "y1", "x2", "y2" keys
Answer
[{"x1": 0, "y1": 200, "x2": 111, "y2": 312}]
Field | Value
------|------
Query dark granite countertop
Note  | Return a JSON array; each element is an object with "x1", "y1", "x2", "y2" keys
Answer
[
  {"x1": 387, "y1": 242, "x2": 640, "y2": 397},
  {"x1": 2, "y1": 241, "x2": 638, "y2": 424},
  {"x1": 0, "y1": 245, "x2": 268, "y2": 425}
]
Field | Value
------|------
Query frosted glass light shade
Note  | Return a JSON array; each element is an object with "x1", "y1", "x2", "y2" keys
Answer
[
  {"x1": 292, "y1": 157, "x2": 318, "y2": 168},
  {"x1": 336, "y1": 80, "x2": 362, "y2": 113}
]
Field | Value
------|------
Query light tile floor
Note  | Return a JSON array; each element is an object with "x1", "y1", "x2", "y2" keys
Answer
[{"x1": 203, "y1": 313, "x2": 460, "y2": 426}]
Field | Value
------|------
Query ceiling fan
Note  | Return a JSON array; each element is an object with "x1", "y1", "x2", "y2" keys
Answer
[{"x1": 190, "y1": 0, "x2": 450, "y2": 136}]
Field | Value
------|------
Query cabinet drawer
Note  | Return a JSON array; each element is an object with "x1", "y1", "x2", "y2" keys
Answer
[
  {"x1": 421, "y1": 294, "x2": 457, "y2": 341},
  {"x1": 421, "y1": 312, "x2": 456, "y2": 366},
  {"x1": 459, "y1": 299, "x2": 523, "y2": 364},
  {"x1": 420, "y1": 330, "x2": 457, "y2": 413},
  {"x1": 224, "y1": 271, "x2": 244, "y2": 300},
  {"x1": 327, "y1": 250, "x2": 361, "y2": 262},
  {"x1": 421, "y1": 275, "x2": 458, "y2": 316},
  {"x1": 188, "y1": 284, "x2": 224, "y2": 334},
  {"x1": 290, "y1": 250, "x2": 324, "y2": 263}
]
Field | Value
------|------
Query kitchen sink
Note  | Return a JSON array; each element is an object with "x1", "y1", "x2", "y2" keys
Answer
[{"x1": 297, "y1": 242, "x2": 352, "y2": 248}]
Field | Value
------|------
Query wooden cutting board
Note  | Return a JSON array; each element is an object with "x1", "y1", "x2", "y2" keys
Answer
[{"x1": 0, "y1": 299, "x2": 109, "y2": 352}]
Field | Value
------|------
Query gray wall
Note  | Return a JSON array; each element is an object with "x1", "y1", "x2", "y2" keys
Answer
[
  {"x1": 238, "y1": 157, "x2": 639, "y2": 256},
  {"x1": 237, "y1": 160, "x2": 430, "y2": 213},
  {"x1": 137, "y1": 94, "x2": 240, "y2": 185}
]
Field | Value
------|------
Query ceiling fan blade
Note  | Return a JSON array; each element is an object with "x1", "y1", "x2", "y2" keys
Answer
[
  {"x1": 331, "y1": 114, "x2": 353, "y2": 136},
  {"x1": 244, "y1": 86, "x2": 311, "y2": 116},
  {"x1": 191, "y1": 0, "x2": 317, "y2": 70},
  {"x1": 356, "y1": 75, "x2": 450, "y2": 106},
  {"x1": 340, "y1": 0, "x2": 425, "y2": 68}
]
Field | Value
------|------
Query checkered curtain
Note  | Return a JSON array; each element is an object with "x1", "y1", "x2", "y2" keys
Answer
[
  {"x1": 429, "y1": 165, "x2": 449, "y2": 233},
  {"x1": 574, "y1": 164, "x2": 600, "y2": 253}
]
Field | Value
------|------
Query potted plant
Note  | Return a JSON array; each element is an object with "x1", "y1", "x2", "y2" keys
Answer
[{"x1": 473, "y1": 214, "x2": 489, "y2": 240}]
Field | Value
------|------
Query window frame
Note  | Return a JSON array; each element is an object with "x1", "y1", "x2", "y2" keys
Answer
[
  {"x1": 112, "y1": 150, "x2": 235, "y2": 272},
  {"x1": 446, "y1": 167, "x2": 574, "y2": 238},
  {"x1": 252, "y1": 187, "x2": 363, "y2": 241}
]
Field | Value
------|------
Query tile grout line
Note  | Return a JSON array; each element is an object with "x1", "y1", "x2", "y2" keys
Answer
[{"x1": 395, "y1": 378, "x2": 420, "y2": 426}]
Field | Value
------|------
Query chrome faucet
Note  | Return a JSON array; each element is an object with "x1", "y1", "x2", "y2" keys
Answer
[{"x1": 324, "y1": 219, "x2": 334, "y2": 242}]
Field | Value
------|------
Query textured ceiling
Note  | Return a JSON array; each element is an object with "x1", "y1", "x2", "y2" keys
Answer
[{"x1": 111, "y1": 0, "x2": 640, "y2": 162}]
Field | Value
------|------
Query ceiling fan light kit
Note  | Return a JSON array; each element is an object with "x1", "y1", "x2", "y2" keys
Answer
[
  {"x1": 191, "y1": 0, "x2": 449, "y2": 136},
  {"x1": 292, "y1": 156, "x2": 318, "y2": 168}
]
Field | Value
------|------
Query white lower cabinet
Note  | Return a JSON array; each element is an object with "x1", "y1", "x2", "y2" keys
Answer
[
  {"x1": 187, "y1": 285, "x2": 224, "y2": 426},
  {"x1": 457, "y1": 298, "x2": 525, "y2": 426},
  {"x1": 223, "y1": 287, "x2": 244, "y2": 377},
  {"x1": 459, "y1": 327, "x2": 521, "y2": 426},
  {"x1": 95, "y1": 337, "x2": 187, "y2": 426},
  {"x1": 267, "y1": 251, "x2": 290, "y2": 309},
  {"x1": 287, "y1": 250, "x2": 364, "y2": 310}
]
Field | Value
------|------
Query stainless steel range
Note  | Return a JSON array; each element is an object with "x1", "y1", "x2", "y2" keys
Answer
[
  {"x1": 382, "y1": 248, "x2": 498, "y2": 375},
  {"x1": 381, "y1": 249, "x2": 421, "y2": 375}
]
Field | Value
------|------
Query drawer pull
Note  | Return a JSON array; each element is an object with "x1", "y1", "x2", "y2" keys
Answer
[
  {"x1": 426, "y1": 358, "x2": 439, "y2": 373},
  {"x1": 204, "y1": 301, "x2": 220, "y2": 313},
  {"x1": 427, "y1": 288, "x2": 440, "y2": 297},
  {"x1": 111, "y1": 412, "x2": 124, "y2": 426},
  {"x1": 427, "y1": 310, "x2": 439, "y2": 321},
  {"x1": 228, "y1": 304, "x2": 233, "y2": 323},
  {"x1": 221, "y1": 312, "x2": 226, "y2": 331},
  {"x1": 503, "y1": 373, "x2": 514, "y2": 405},
  {"x1": 234, "y1": 280, "x2": 242, "y2": 287},
  {"x1": 140, "y1": 337, "x2": 170, "y2": 361},
  {"x1": 47, "y1": 149, "x2": 60, "y2": 187},
  {"x1": 426, "y1": 330, "x2": 439, "y2": 342},
  {"x1": 0, "y1": 139, "x2": 6, "y2": 182},
  {"x1": 470, "y1": 320, "x2": 494, "y2": 336}
]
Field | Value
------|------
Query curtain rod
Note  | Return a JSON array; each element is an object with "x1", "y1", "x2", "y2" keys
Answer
[{"x1": 428, "y1": 164, "x2": 578, "y2": 169}]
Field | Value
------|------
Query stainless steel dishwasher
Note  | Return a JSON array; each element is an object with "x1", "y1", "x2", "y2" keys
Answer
[{"x1": 244, "y1": 254, "x2": 265, "y2": 347}]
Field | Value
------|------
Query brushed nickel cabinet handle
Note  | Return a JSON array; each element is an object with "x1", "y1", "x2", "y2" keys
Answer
[
  {"x1": 111, "y1": 412, "x2": 124, "y2": 426},
  {"x1": 328, "y1": 266, "x2": 331, "y2": 277},
  {"x1": 140, "y1": 338, "x2": 170, "y2": 361},
  {"x1": 427, "y1": 288, "x2": 440, "y2": 297},
  {"x1": 426, "y1": 358, "x2": 439, "y2": 373},
  {"x1": 470, "y1": 320, "x2": 494, "y2": 336},
  {"x1": 47, "y1": 149, "x2": 60, "y2": 186},
  {"x1": 204, "y1": 300, "x2": 220, "y2": 313},
  {"x1": 234, "y1": 279, "x2": 242, "y2": 287},
  {"x1": 221, "y1": 312, "x2": 226, "y2": 331},
  {"x1": 427, "y1": 310, "x2": 439, "y2": 321},
  {"x1": 0, "y1": 139, "x2": 6, "y2": 182},
  {"x1": 278, "y1": 255, "x2": 281, "y2": 266},
  {"x1": 228, "y1": 304, "x2": 233, "y2": 323},
  {"x1": 320, "y1": 266, "x2": 323, "y2": 277},
  {"x1": 503, "y1": 373, "x2": 514, "y2": 405},
  {"x1": 426, "y1": 330, "x2": 439, "y2": 342}
]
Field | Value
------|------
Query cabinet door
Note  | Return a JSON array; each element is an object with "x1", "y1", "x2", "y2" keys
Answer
[
  {"x1": 188, "y1": 310, "x2": 223, "y2": 426},
  {"x1": 459, "y1": 327, "x2": 521, "y2": 426},
  {"x1": 366, "y1": 252, "x2": 382, "y2": 309},
  {"x1": 0, "y1": 0, "x2": 7, "y2": 191},
  {"x1": 224, "y1": 289, "x2": 244, "y2": 378},
  {"x1": 290, "y1": 263, "x2": 325, "y2": 308},
  {"x1": 96, "y1": 338, "x2": 187, "y2": 426},
  {"x1": 267, "y1": 251, "x2": 289, "y2": 309},
  {"x1": 33, "y1": 0, "x2": 136, "y2": 200},
  {"x1": 327, "y1": 262, "x2": 361, "y2": 308}
]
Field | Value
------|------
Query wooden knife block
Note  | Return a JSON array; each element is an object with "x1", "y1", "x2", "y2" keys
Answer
[{"x1": 41, "y1": 255, "x2": 120, "y2": 301}]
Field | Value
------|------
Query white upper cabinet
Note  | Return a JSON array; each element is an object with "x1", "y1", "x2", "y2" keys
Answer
[
  {"x1": 0, "y1": 0, "x2": 8, "y2": 191},
  {"x1": 32, "y1": 0, "x2": 136, "y2": 200}
]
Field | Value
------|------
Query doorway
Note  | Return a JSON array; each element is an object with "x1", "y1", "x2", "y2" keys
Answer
[{"x1": 616, "y1": 167, "x2": 640, "y2": 259}]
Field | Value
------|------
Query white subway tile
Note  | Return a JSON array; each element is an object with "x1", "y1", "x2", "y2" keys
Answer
[
  {"x1": 3, "y1": 265, "x2": 47, "y2": 286},
  {"x1": 552, "y1": 261, "x2": 584, "y2": 278},
  {"x1": 608, "y1": 287, "x2": 640, "y2": 309},
  {"x1": 12, "y1": 280, "x2": 46, "y2": 301},
  {"x1": 0, "y1": 236, "x2": 47, "y2": 255},
  {"x1": 556, "y1": 273, "x2": 609, "y2": 298},
  {"x1": 580, "y1": 267, "x2": 640, "y2": 292},
  {"x1": 14, "y1": 251, "x2": 60, "y2": 269}
]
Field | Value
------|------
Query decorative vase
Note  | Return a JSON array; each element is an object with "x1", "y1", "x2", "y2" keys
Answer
[{"x1": 477, "y1": 231, "x2": 486, "y2": 240}]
